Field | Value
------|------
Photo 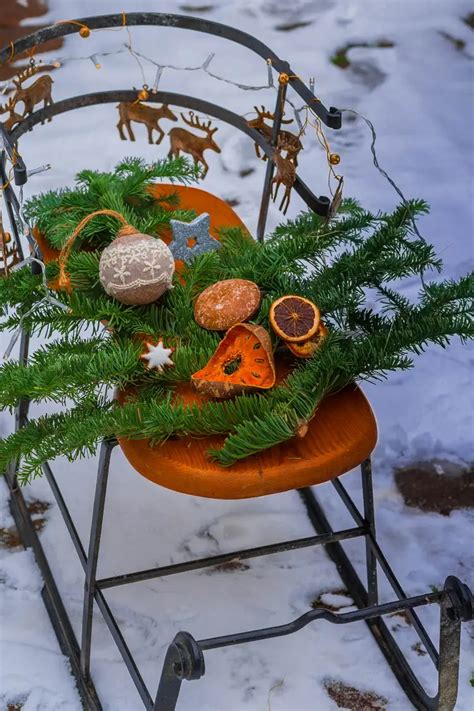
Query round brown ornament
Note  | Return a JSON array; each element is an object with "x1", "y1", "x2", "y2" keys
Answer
[
  {"x1": 99, "y1": 230, "x2": 175, "y2": 305},
  {"x1": 194, "y1": 278, "x2": 261, "y2": 331}
]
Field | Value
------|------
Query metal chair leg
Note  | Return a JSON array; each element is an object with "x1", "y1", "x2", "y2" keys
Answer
[
  {"x1": 80, "y1": 439, "x2": 115, "y2": 679},
  {"x1": 153, "y1": 575, "x2": 472, "y2": 711},
  {"x1": 256, "y1": 70, "x2": 289, "y2": 242},
  {"x1": 436, "y1": 576, "x2": 472, "y2": 710},
  {"x1": 154, "y1": 632, "x2": 205, "y2": 711},
  {"x1": 361, "y1": 458, "x2": 378, "y2": 604}
]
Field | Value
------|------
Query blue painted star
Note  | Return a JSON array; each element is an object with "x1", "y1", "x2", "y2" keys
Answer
[{"x1": 169, "y1": 213, "x2": 221, "y2": 263}]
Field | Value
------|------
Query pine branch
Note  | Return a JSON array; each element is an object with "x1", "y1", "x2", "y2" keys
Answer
[
  {"x1": 24, "y1": 157, "x2": 200, "y2": 250},
  {"x1": 1, "y1": 190, "x2": 472, "y2": 476},
  {"x1": 0, "y1": 336, "x2": 145, "y2": 406}
]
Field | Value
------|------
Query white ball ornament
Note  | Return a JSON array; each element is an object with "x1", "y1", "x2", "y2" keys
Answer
[{"x1": 99, "y1": 229, "x2": 175, "y2": 305}]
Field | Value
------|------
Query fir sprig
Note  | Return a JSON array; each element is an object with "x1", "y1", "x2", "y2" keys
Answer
[
  {"x1": 23, "y1": 156, "x2": 200, "y2": 250},
  {"x1": 0, "y1": 160, "x2": 472, "y2": 479}
]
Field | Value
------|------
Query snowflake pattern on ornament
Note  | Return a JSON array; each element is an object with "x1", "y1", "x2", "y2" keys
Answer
[
  {"x1": 99, "y1": 237, "x2": 175, "y2": 293},
  {"x1": 112, "y1": 263, "x2": 131, "y2": 284},
  {"x1": 143, "y1": 253, "x2": 165, "y2": 278}
]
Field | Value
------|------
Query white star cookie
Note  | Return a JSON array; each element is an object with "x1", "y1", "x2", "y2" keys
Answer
[{"x1": 140, "y1": 340, "x2": 174, "y2": 371}]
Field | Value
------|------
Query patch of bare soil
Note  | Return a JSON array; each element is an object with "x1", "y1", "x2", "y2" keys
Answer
[
  {"x1": 239, "y1": 167, "x2": 255, "y2": 178},
  {"x1": 330, "y1": 40, "x2": 394, "y2": 69},
  {"x1": 463, "y1": 12, "x2": 474, "y2": 29},
  {"x1": 179, "y1": 4, "x2": 215, "y2": 12},
  {"x1": 207, "y1": 559, "x2": 250, "y2": 574},
  {"x1": 0, "y1": 0, "x2": 63, "y2": 82},
  {"x1": 439, "y1": 31, "x2": 466, "y2": 51},
  {"x1": 389, "y1": 608, "x2": 412, "y2": 626},
  {"x1": 412, "y1": 642, "x2": 428, "y2": 657},
  {"x1": 275, "y1": 21, "x2": 313, "y2": 32},
  {"x1": 0, "y1": 499, "x2": 50, "y2": 549},
  {"x1": 225, "y1": 197, "x2": 241, "y2": 207},
  {"x1": 395, "y1": 460, "x2": 474, "y2": 515},
  {"x1": 324, "y1": 680, "x2": 388, "y2": 710}
]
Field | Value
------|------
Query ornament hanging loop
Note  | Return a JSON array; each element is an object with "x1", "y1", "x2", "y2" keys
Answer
[{"x1": 58, "y1": 209, "x2": 136, "y2": 288}]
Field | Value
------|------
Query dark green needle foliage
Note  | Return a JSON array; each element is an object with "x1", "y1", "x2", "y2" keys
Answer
[
  {"x1": 0, "y1": 157, "x2": 472, "y2": 481},
  {"x1": 23, "y1": 156, "x2": 199, "y2": 250}
]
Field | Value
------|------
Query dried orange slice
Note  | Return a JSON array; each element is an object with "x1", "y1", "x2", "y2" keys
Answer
[
  {"x1": 286, "y1": 322, "x2": 328, "y2": 358},
  {"x1": 269, "y1": 295, "x2": 320, "y2": 343}
]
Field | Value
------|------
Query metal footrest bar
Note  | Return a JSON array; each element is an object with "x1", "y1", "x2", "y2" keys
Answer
[
  {"x1": 97, "y1": 525, "x2": 366, "y2": 590},
  {"x1": 155, "y1": 576, "x2": 472, "y2": 711},
  {"x1": 198, "y1": 589, "x2": 443, "y2": 650}
]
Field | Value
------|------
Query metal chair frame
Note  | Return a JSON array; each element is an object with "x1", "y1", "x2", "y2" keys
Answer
[{"x1": 1, "y1": 14, "x2": 472, "y2": 711}]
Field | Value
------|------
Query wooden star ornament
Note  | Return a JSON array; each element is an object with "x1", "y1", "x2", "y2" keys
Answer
[{"x1": 140, "y1": 340, "x2": 174, "y2": 371}]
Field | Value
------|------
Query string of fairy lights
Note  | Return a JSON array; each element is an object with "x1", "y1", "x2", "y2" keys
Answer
[
  {"x1": 0, "y1": 23, "x2": 343, "y2": 194},
  {"x1": 1, "y1": 18, "x2": 422, "y2": 236}
]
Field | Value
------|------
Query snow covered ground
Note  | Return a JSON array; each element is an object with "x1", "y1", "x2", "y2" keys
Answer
[{"x1": 1, "y1": 0, "x2": 473, "y2": 709}]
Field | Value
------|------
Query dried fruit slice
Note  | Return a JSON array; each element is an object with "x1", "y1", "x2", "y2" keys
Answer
[
  {"x1": 191, "y1": 323, "x2": 276, "y2": 399},
  {"x1": 269, "y1": 295, "x2": 320, "y2": 343},
  {"x1": 286, "y1": 322, "x2": 328, "y2": 358},
  {"x1": 194, "y1": 278, "x2": 261, "y2": 331}
]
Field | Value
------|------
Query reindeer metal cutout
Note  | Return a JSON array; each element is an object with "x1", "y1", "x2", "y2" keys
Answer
[
  {"x1": 271, "y1": 149, "x2": 296, "y2": 215},
  {"x1": 168, "y1": 112, "x2": 221, "y2": 177},
  {"x1": 247, "y1": 105, "x2": 303, "y2": 166},
  {"x1": 0, "y1": 97, "x2": 24, "y2": 132},
  {"x1": 11, "y1": 65, "x2": 54, "y2": 123},
  {"x1": 0, "y1": 221, "x2": 21, "y2": 278},
  {"x1": 117, "y1": 102, "x2": 178, "y2": 144}
]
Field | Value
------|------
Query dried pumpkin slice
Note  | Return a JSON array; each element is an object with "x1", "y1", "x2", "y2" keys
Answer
[
  {"x1": 269, "y1": 295, "x2": 320, "y2": 343},
  {"x1": 191, "y1": 323, "x2": 276, "y2": 399},
  {"x1": 286, "y1": 322, "x2": 328, "y2": 358}
]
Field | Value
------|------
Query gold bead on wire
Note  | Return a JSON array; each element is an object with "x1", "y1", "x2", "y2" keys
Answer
[{"x1": 138, "y1": 85, "x2": 150, "y2": 101}]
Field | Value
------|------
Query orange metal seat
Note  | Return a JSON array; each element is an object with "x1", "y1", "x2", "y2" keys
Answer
[{"x1": 119, "y1": 383, "x2": 377, "y2": 499}]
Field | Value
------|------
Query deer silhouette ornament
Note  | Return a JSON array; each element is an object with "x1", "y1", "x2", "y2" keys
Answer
[
  {"x1": 117, "y1": 102, "x2": 178, "y2": 144},
  {"x1": 271, "y1": 149, "x2": 297, "y2": 215},
  {"x1": 247, "y1": 105, "x2": 303, "y2": 166},
  {"x1": 168, "y1": 112, "x2": 221, "y2": 177},
  {"x1": 11, "y1": 65, "x2": 54, "y2": 123},
  {"x1": 0, "y1": 97, "x2": 24, "y2": 132}
]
